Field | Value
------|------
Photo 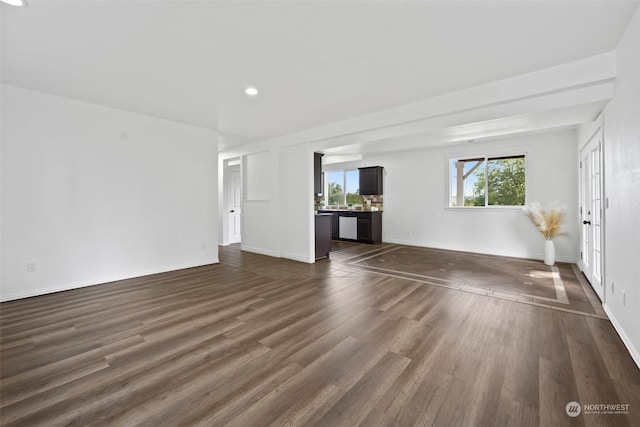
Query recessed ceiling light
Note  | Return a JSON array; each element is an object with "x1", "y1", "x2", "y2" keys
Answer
[
  {"x1": 245, "y1": 86, "x2": 259, "y2": 96},
  {"x1": 1, "y1": 0, "x2": 28, "y2": 7}
]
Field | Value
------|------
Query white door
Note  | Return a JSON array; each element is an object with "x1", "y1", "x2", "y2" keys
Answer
[
  {"x1": 579, "y1": 131, "x2": 603, "y2": 300},
  {"x1": 228, "y1": 169, "x2": 242, "y2": 244}
]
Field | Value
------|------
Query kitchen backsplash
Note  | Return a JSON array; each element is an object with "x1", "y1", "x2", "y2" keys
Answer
[
  {"x1": 363, "y1": 195, "x2": 383, "y2": 211},
  {"x1": 314, "y1": 195, "x2": 384, "y2": 211}
]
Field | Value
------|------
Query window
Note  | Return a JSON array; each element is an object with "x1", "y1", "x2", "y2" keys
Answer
[
  {"x1": 326, "y1": 169, "x2": 364, "y2": 206},
  {"x1": 449, "y1": 154, "x2": 526, "y2": 207}
]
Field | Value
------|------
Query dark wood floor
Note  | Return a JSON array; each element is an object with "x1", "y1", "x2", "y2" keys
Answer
[{"x1": 1, "y1": 243, "x2": 639, "y2": 426}]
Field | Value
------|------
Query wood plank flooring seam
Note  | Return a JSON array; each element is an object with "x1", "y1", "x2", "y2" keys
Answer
[
  {"x1": 1, "y1": 243, "x2": 637, "y2": 426},
  {"x1": 345, "y1": 249, "x2": 604, "y2": 319}
]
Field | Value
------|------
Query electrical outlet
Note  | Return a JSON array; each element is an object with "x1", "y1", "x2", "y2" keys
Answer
[
  {"x1": 120, "y1": 131, "x2": 129, "y2": 141},
  {"x1": 27, "y1": 261, "x2": 37, "y2": 272}
]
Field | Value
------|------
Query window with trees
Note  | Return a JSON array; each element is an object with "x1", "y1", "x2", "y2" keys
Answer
[
  {"x1": 449, "y1": 154, "x2": 526, "y2": 207},
  {"x1": 326, "y1": 169, "x2": 364, "y2": 206}
]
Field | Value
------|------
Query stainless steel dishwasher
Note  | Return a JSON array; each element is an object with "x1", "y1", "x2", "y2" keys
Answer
[{"x1": 338, "y1": 214, "x2": 357, "y2": 240}]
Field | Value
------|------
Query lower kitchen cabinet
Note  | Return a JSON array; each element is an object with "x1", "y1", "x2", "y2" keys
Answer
[
  {"x1": 356, "y1": 212, "x2": 382, "y2": 243},
  {"x1": 357, "y1": 217, "x2": 371, "y2": 241},
  {"x1": 317, "y1": 210, "x2": 382, "y2": 244},
  {"x1": 315, "y1": 214, "x2": 332, "y2": 260},
  {"x1": 330, "y1": 215, "x2": 339, "y2": 240}
]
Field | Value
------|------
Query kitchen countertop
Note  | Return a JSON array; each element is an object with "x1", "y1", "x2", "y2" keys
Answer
[{"x1": 317, "y1": 209, "x2": 383, "y2": 213}]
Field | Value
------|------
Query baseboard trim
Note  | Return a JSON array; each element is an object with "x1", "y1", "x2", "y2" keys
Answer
[
  {"x1": 603, "y1": 303, "x2": 640, "y2": 370},
  {"x1": 0, "y1": 258, "x2": 220, "y2": 302},
  {"x1": 240, "y1": 245, "x2": 281, "y2": 258},
  {"x1": 281, "y1": 251, "x2": 314, "y2": 264}
]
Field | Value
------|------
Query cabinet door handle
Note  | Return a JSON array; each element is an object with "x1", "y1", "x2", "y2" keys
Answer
[{"x1": 583, "y1": 220, "x2": 591, "y2": 225}]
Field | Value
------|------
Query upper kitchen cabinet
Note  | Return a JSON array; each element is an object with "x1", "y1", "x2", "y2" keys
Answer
[
  {"x1": 314, "y1": 152, "x2": 324, "y2": 196},
  {"x1": 358, "y1": 166, "x2": 383, "y2": 195}
]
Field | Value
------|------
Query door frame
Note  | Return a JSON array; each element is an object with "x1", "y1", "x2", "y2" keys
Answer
[
  {"x1": 220, "y1": 157, "x2": 242, "y2": 246},
  {"x1": 228, "y1": 165, "x2": 242, "y2": 244},
  {"x1": 578, "y1": 122, "x2": 605, "y2": 302}
]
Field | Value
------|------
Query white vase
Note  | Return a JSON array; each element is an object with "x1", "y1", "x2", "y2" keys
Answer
[{"x1": 544, "y1": 239, "x2": 555, "y2": 266}]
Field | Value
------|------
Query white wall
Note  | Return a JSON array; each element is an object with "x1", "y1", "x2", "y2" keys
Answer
[
  {"x1": 220, "y1": 142, "x2": 314, "y2": 263},
  {"x1": 602, "y1": 6, "x2": 640, "y2": 366},
  {"x1": 1, "y1": 85, "x2": 219, "y2": 301},
  {"x1": 365, "y1": 130, "x2": 579, "y2": 262},
  {"x1": 241, "y1": 150, "x2": 280, "y2": 257},
  {"x1": 0, "y1": 7, "x2": 4, "y2": 300},
  {"x1": 279, "y1": 143, "x2": 314, "y2": 263}
]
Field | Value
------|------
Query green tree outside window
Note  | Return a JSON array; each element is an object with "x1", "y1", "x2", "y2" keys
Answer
[
  {"x1": 470, "y1": 157, "x2": 525, "y2": 206},
  {"x1": 451, "y1": 155, "x2": 525, "y2": 207}
]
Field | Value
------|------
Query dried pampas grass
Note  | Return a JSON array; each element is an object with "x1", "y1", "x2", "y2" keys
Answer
[{"x1": 524, "y1": 202, "x2": 565, "y2": 240}]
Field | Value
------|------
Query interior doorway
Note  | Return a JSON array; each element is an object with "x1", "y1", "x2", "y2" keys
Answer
[
  {"x1": 579, "y1": 127, "x2": 604, "y2": 301},
  {"x1": 222, "y1": 157, "x2": 241, "y2": 246},
  {"x1": 228, "y1": 163, "x2": 241, "y2": 244}
]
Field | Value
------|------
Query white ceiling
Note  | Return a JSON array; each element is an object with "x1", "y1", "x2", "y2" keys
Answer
[{"x1": 2, "y1": 1, "x2": 638, "y2": 152}]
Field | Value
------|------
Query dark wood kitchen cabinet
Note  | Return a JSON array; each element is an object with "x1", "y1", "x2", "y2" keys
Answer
[
  {"x1": 317, "y1": 210, "x2": 382, "y2": 244},
  {"x1": 318, "y1": 210, "x2": 340, "y2": 239},
  {"x1": 357, "y1": 211, "x2": 382, "y2": 243},
  {"x1": 357, "y1": 217, "x2": 371, "y2": 241},
  {"x1": 358, "y1": 166, "x2": 383, "y2": 195},
  {"x1": 315, "y1": 214, "x2": 332, "y2": 260},
  {"x1": 330, "y1": 214, "x2": 339, "y2": 239},
  {"x1": 314, "y1": 152, "x2": 324, "y2": 196}
]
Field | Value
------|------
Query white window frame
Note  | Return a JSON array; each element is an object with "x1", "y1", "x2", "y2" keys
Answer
[
  {"x1": 446, "y1": 152, "x2": 528, "y2": 209},
  {"x1": 325, "y1": 169, "x2": 361, "y2": 206}
]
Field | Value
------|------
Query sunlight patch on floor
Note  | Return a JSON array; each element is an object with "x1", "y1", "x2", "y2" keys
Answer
[{"x1": 527, "y1": 270, "x2": 560, "y2": 279}]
